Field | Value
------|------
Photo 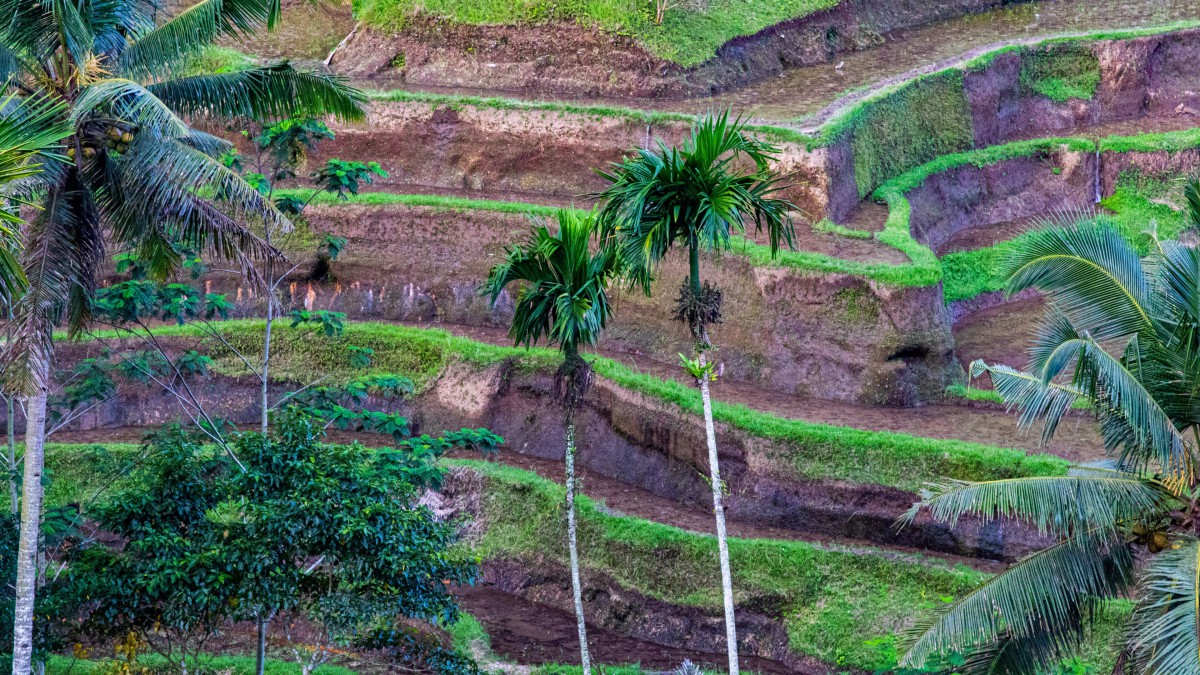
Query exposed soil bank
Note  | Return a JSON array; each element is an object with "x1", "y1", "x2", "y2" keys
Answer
[
  {"x1": 908, "y1": 147, "x2": 1096, "y2": 252},
  {"x1": 14, "y1": 355, "x2": 1052, "y2": 562},
  {"x1": 207, "y1": 201, "x2": 958, "y2": 405},
  {"x1": 456, "y1": 584, "x2": 798, "y2": 673},
  {"x1": 332, "y1": 0, "x2": 1028, "y2": 99}
]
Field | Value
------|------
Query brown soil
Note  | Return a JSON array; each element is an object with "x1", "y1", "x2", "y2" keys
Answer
[
  {"x1": 224, "y1": 0, "x2": 356, "y2": 65},
  {"x1": 953, "y1": 296, "x2": 1044, "y2": 373},
  {"x1": 428, "y1": 321, "x2": 1105, "y2": 462},
  {"x1": 457, "y1": 586, "x2": 793, "y2": 673},
  {"x1": 937, "y1": 215, "x2": 1044, "y2": 254}
]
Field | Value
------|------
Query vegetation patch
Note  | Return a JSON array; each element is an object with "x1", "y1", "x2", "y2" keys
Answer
[
  {"x1": 352, "y1": 0, "x2": 838, "y2": 68},
  {"x1": 846, "y1": 72, "x2": 974, "y2": 197},
  {"x1": 79, "y1": 321, "x2": 1069, "y2": 490},
  {"x1": 1019, "y1": 43, "x2": 1101, "y2": 103}
]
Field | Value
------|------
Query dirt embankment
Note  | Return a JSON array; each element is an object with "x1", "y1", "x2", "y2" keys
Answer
[
  {"x1": 14, "y1": 355, "x2": 1048, "y2": 563},
  {"x1": 315, "y1": 103, "x2": 832, "y2": 218},
  {"x1": 204, "y1": 200, "x2": 958, "y2": 405},
  {"x1": 909, "y1": 147, "x2": 1097, "y2": 253},
  {"x1": 331, "y1": 0, "x2": 1029, "y2": 98}
]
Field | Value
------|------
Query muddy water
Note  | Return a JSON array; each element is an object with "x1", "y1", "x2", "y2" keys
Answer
[{"x1": 381, "y1": 0, "x2": 1198, "y2": 123}]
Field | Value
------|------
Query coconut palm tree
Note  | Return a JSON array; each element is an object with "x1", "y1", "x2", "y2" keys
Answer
[
  {"x1": 0, "y1": 2, "x2": 365, "y2": 672},
  {"x1": 1, "y1": 92, "x2": 72, "y2": 515},
  {"x1": 594, "y1": 111, "x2": 794, "y2": 674},
  {"x1": 900, "y1": 213, "x2": 1200, "y2": 674},
  {"x1": 483, "y1": 209, "x2": 621, "y2": 673}
]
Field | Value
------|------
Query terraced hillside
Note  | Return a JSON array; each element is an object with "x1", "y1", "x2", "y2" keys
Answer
[{"x1": 11, "y1": 1, "x2": 1200, "y2": 673}]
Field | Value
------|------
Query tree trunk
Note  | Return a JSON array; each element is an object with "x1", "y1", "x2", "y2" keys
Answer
[
  {"x1": 12, "y1": 356, "x2": 49, "y2": 675},
  {"x1": 564, "y1": 407, "x2": 592, "y2": 673},
  {"x1": 686, "y1": 243, "x2": 739, "y2": 674},
  {"x1": 6, "y1": 392, "x2": 16, "y2": 514},
  {"x1": 255, "y1": 613, "x2": 268, "y2": 675},
  {"x1": 261, "y1": 296, "x2": 273, "y2": 435},
  {"x1": 698, "y1": 351, "x2": 739, "y2": 675}
]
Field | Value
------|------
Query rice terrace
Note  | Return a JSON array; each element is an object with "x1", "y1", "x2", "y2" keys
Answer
[{"x1": 2, "y1": 0, "x2": 1200, "y2": 672}]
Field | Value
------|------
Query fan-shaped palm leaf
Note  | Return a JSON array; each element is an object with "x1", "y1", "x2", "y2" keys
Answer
[
  {"x1": 899, "y1": 531, "x2": 1134, "y2": 671},
  {"x1": 1126, "y1": 536, "x2": 1200, "y2": 675},
  {"x1": 901, "y1": 473, "x2": 1178, "y2": 538}
]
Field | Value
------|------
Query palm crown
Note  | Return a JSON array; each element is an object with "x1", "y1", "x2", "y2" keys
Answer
[
  {"x1": 902, "y1": 214, "x2": 1200, "y2": 674},
  {"x1": 0, "y1": 0, "x2": 365, "y2": 388},
  {"x1": 483, "y1": 209, "x2": 619, "y2": 370},
  {"x1": 594, "y1": 111, "x2": 794, "y2": 295}
]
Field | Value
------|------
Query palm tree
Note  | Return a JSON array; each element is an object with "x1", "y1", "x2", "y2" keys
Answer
[
  {"x1": 1, "y1": 92, "x2": 72, "y2": 516},
  {"x1": 483, "y1": 209, "x2": 621, "y2": 674},
  {"x1": 0, "y1": 2, "x2": 365, "y2": 672},
  {"x1": 594, "y1": 111, "x2": 794, "y2": 674},
  {"x1": 899, "y1": 210, "x2": 1200, "y2": 674}
]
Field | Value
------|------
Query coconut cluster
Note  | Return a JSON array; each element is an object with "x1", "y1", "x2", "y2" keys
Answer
[{"x1": 66, "y1": 124, "x2": 137, "y2": 161}]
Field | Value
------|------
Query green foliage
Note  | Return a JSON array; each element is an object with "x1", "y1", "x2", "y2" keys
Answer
[
  {"x1": 353, "y1": 0, "x2": 837, "y2": 68},
  {"x1": 905, "y1": 220, "x2": 1200, "y2": 671},
  {"x1": 596, "y1": 111, "x2": 795, "y2": 310},
  {"x1": 1100, "y1": 126, "x2": 1200, "y2": 154},
  {"x1": 314, "y1": 159, "x2": 388, "y2": 200},
  {"x1": 812, "y1": 219, "x2": 873, "y2": 240},
  {"x1": 1020, "y1": 43, "x2": 1101, "y2": 102},
  {"x1": 845, "y1": 73, "x2": 974, "y2": 197},
  {"x1": 483, "y1": 210, "x2": 620, "y2": 360},
  {"x1": 58, "y1": 415, "x2": 483, "y2": 670}
]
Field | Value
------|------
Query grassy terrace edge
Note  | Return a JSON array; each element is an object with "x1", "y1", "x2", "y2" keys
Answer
[
  {"x1": 77, "y1": 320, "x2": 1071, "y2": 491},
  {"x1": 286, "y1": 123, "x2": 1200, "y2": 291},
  {"x1": 36, "y1": 441, "x2": 1121, "y2": 672}
]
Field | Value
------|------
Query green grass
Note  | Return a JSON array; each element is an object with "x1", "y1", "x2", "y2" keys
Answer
[
  {"x1": 1100, "y1": 126, "x2": 1200, "y2": 154},
  {"x1": 1019, "y1": 43, "x2": 1101, "y2": 103},
  {"x1": 458, "y1": 459, "x2": 1128, "y2": 671},
  {"x1": 848, "y1": 72, "x2": 974, "y2": 198},
  {"x1": 458, "y1": 458, "x2": 984, "y2": 670},
  {"x1": 353, "y1": 0, "x2": 837, "y2": 68},
  {"x1": 812, "y1": 218, "x2": 873, "y2": 239},
  {"x1": 940, "y1": 172, "x2": 1193, "y2": 304},
  {"x1": 944, "y1": 384, "x2": 1006, "y2": 405},
  {"x1": 277, "y1": 188, "x2": 568, "y2": 215},
  {"x1": 75, "y1": 321, "x2": 1069, "y2": 490}
]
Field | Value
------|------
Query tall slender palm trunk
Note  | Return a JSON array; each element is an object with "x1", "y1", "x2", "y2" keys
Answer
[
  {"x1": 12, "y1": 354, "x2": 49, "y2": 675},
  {"x1": 6, "y1": 392, "x2": 15, "y2": 514},
  {"x1": 697, "y1": 349, "x2": 738, "y2": 674},
  {"x1": 688, "y1": 245, "x2": 739, "y2": 674},
  {"x1": 564, "y1": 388, "x2": 591, "y2": 671}
]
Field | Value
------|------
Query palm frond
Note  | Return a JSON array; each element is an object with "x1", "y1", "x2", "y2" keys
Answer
[
  {"x1": 482, "y1": 209, "x2": 619, "y2": 356},
  {"x1": 970, "y1": 360, "x2": 1084, "y2": 445},
  {"x1": 1003, "y1": 221, "x2": 1152, "y2": 342},
  {"x1": 901, "y1": 472, "x2": 1177, "y2": 537},
  {"x1": 72, "y1": 78, "x2": 194, "y2": 139},
  {"x1": 1185, "y1": 179, "x2": 1200, "y2": 231},
  {"x1": 594, "y1": 110, "x2": 795, "y2": 294},
  {"x1": 1126, "y1": 536, "x2": 1200, "y2": 675},
  {"x1": 120, "y1": 0, "x2": 281, "y2": 79},
  {"x1": 148, "y1": 64, "x2": 367, "y2": 123},
  {"x1": 87, "y1": 132, "x2": 282, "y2": 279},
  {"x1": 899, "y1": 531, "x2": 1133, "y2": 672}
]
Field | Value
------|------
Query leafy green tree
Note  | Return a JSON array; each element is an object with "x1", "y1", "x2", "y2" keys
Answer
[
  {"x1": 483, "y1": 209, "x2": 621, "y2": 672},
  {"x1": 221, "y1": 114, "x2": 385, "y2": 436},
  {"x1": 595, "y1": 111, "x2": 794, "y2": 674},
  {"x1": 59, "y1": 411, "x2": 494, "y2": 674},
  {"x1": 0, "y1": 1, "x2": 365, "y2": 670},
  {"x1": 901, "y1": 218, "x2": 1200, "y2": 674}
]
